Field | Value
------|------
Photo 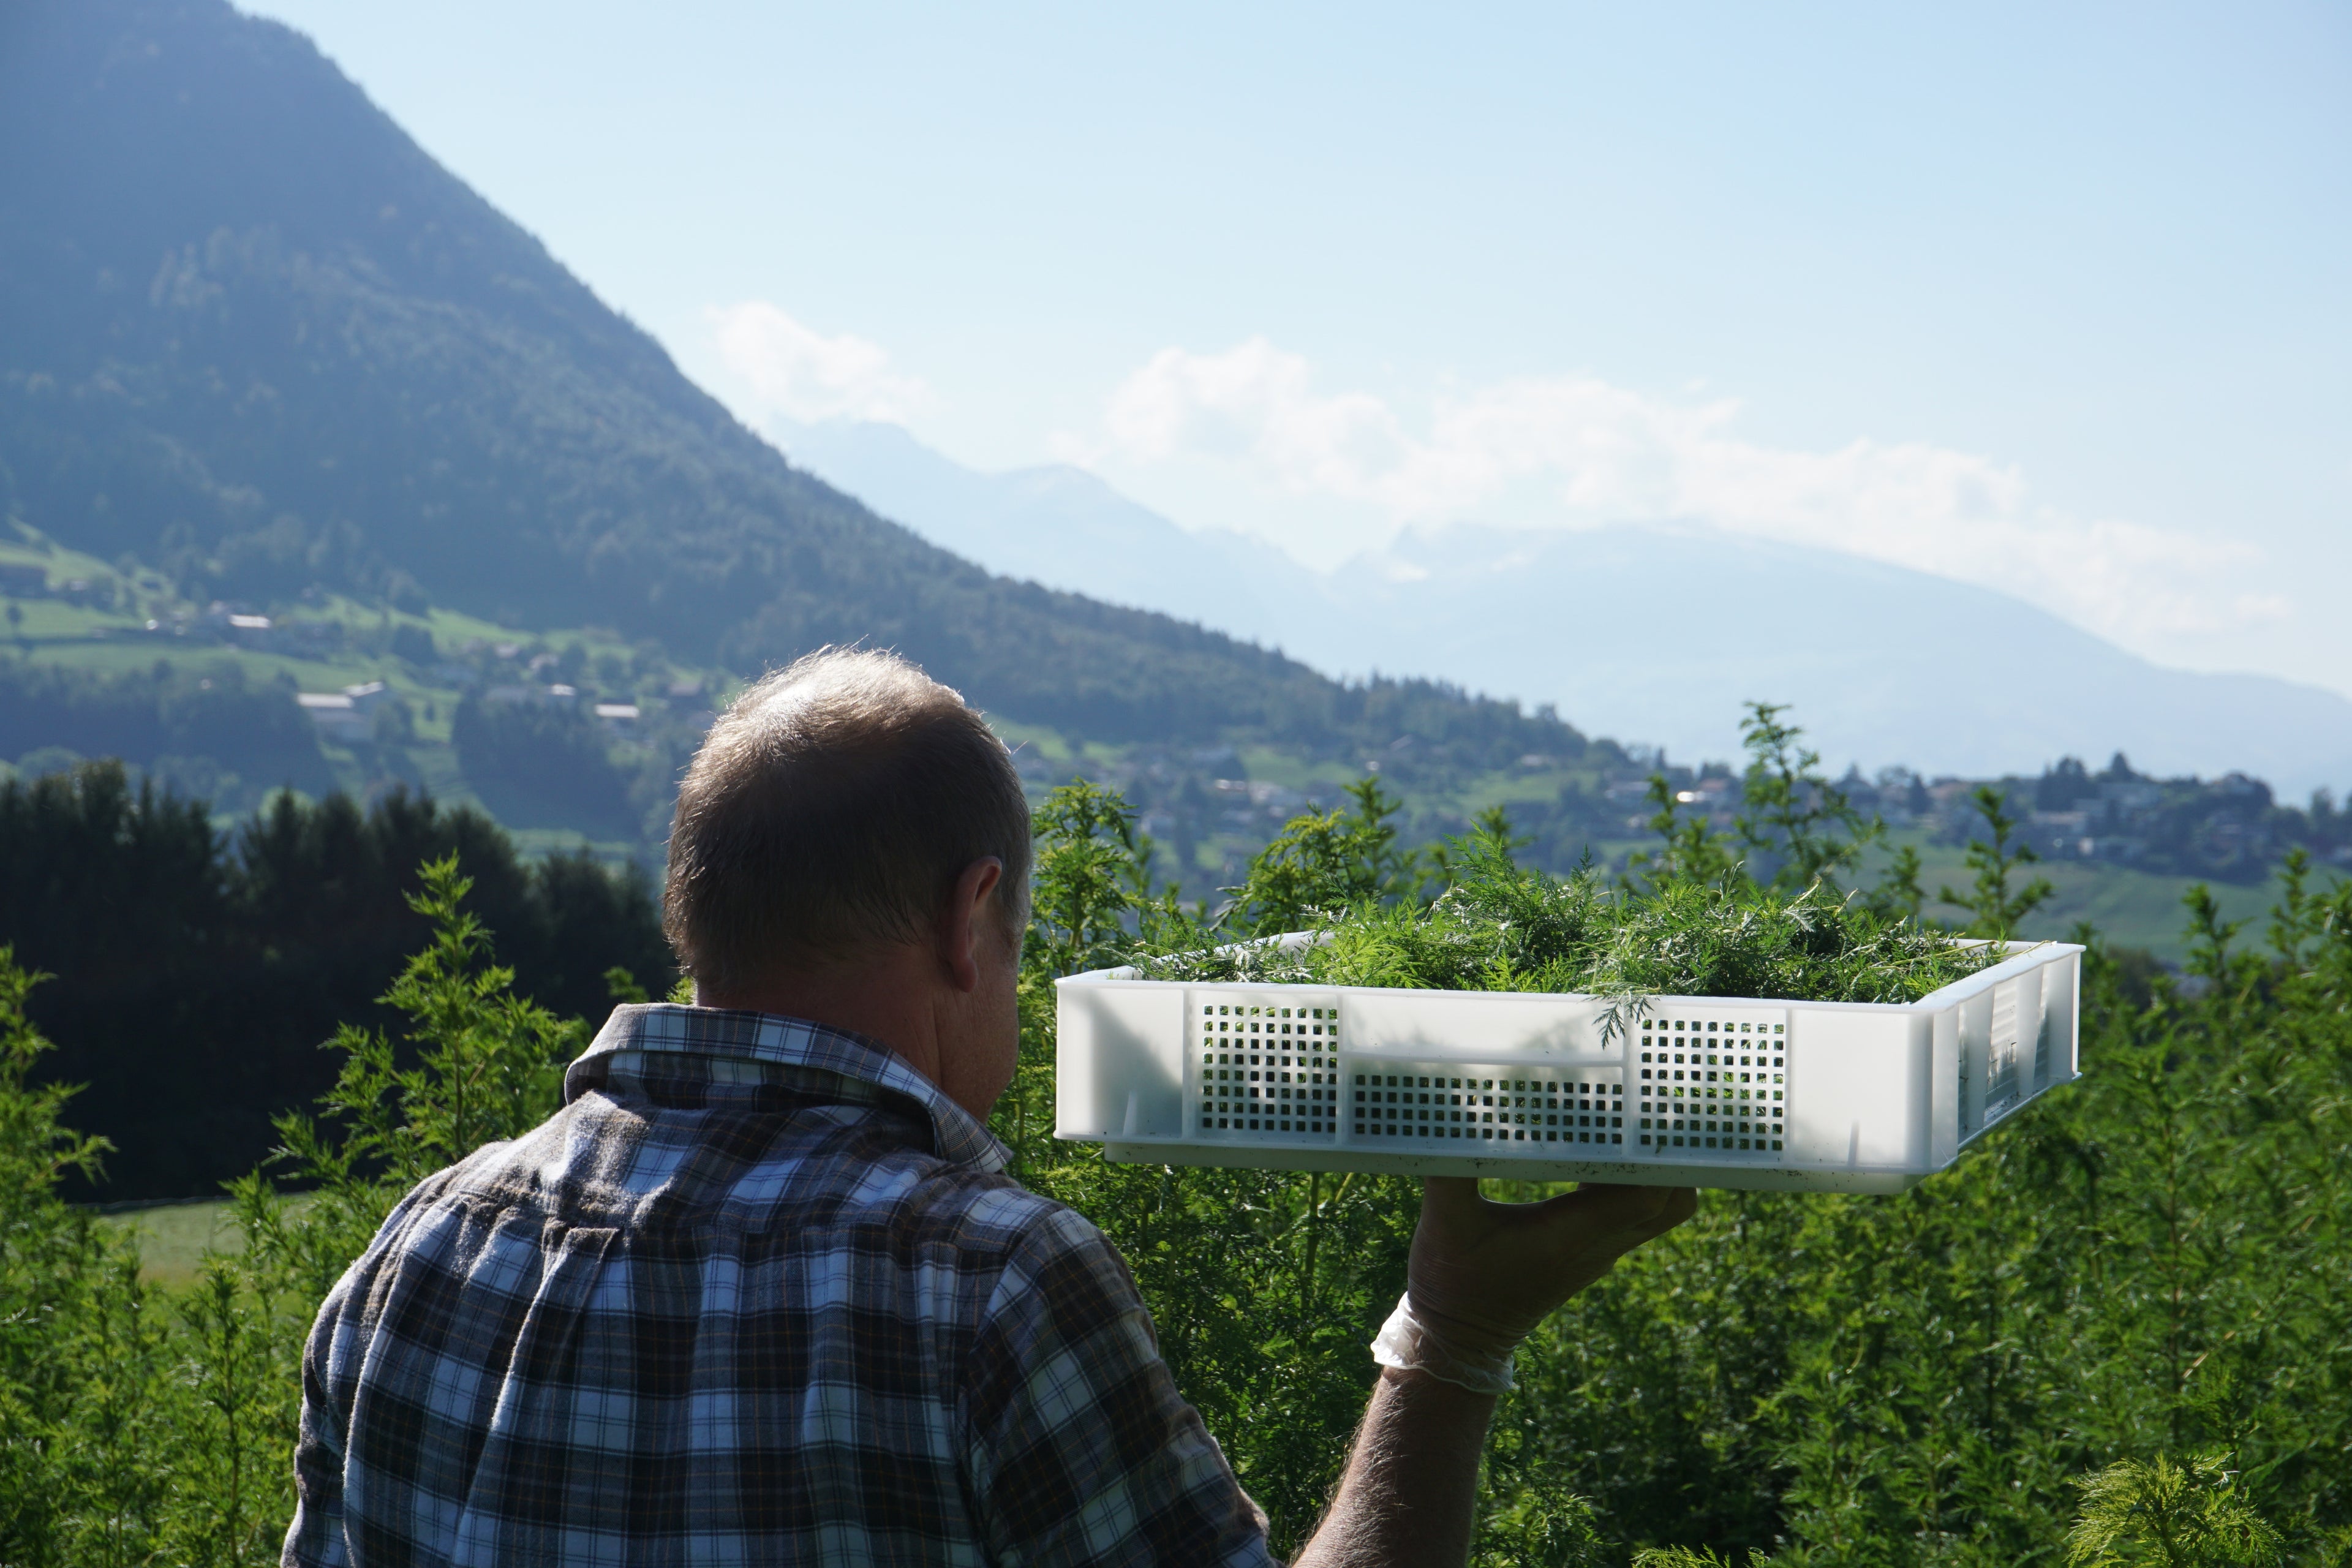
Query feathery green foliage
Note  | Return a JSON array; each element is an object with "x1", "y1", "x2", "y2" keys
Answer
[
  {"x1": 1235, "y1": 776, "x2": 1432, "y2": 935},
  {"x1": 1942, "y1": 783, "x2": 2060, "y2": 940},
  {"x1": 0, "y1": 705, "x2": 2346, "y2": 1564},
  {"x1": 1145, "y1": 816, "x2": 2011, "y2": 1008},
  {"x1": 0, "y1": 864, "x2": 580, "y2": 1566},
  {"x1": 2065, "y1": 1452, "x2": 2283, "y2": 1567},
  {"x1": 0, "y1": 951, "x2": 301, "y2": 1566},
  {"x1": 1005, "y1": 769, "x2": 2352, "y2": 1561},
  {"x1": 1730, "y1": 701, "x2": 1880, "y2": 895},
  {"x1": 1624, "y1": 772, "x2": 1744, "y2": 893},
  {"x1": 228, "y1": 857, "x2": 580, "y2": 1308}
]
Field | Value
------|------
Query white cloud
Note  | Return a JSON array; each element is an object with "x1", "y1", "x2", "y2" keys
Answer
[
  {"x1": 706, "y1": 301, "x2": 933, "y2": 423},
  {"x1": 1093, "y1": 338, "x2": 2272, "y2": 647}
]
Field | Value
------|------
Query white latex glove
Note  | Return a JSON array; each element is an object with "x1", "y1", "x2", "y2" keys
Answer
[{"x1": 1373, "y1": 1178, "x2": 1696, "y2": 1392}]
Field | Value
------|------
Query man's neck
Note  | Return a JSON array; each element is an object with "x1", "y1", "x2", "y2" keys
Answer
[{"x1": 701, "y1": 947, "x2": 944, "y2": 1082}]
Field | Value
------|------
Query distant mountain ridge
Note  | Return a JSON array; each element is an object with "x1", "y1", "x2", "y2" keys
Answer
[
  {"x1": 773, "y1": 417, "x2": 2352, "y2": 797},
  {"x1": 1327, "y1": 526, "x2": 2352, "y2": 797},
  {"x1": 766, "y1": 417, "x2": 1309, "y2": 636},
  {"x1": 0, "y1": 0, "x2": 1575, "y2": 766}
]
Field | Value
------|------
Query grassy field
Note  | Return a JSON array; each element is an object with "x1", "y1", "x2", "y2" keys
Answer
[
  {"x1": 91, "y1": 1199, "x2": 249, "y2": 1289},
  {"x1": 1880, "y1": 831, "x2": 2286, "y2": 962},
  {"x1": 1467, "y1": 816, "x2": 2284, "y2": 966}
]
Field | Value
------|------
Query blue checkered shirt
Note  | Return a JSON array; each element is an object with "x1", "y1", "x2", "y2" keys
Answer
[{"x1": 284, "y1": 1005, "x2": 1275, "y2": 1566}]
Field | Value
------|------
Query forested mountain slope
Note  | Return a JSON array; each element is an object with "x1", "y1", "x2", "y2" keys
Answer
[{"x1": 0, "y1": 0, "x2": 1574, "y2": 761}]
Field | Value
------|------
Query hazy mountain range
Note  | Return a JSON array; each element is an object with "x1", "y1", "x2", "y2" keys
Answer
[{"x1": 772, "y1": 416, "x2": 2352, "y2": 797}]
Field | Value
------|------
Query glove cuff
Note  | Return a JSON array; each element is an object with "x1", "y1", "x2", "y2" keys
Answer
[{"x1": 1368, "y1": 1291, "x2": 1515, "y2": 1395}]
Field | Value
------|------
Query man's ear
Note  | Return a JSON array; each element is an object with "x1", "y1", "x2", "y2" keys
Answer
[{"x1": 941, "y1": 856, "x2": 1005, "y2": 993}]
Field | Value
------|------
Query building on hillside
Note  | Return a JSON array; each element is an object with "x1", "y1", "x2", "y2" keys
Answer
[
  {"x1": 296, "y1": 682, "x2": 391, "y2": 745},
  {"x1": 484, "y1": 682, "x2": 581, "y2": 709},
  {"x1": 593, "y1": 703, "x2": 640, "y2": 729},
  {"x1": 297, "y1": 692, "x2": 368, "y2": 744},
  {"x1": 200, "y1": 601, "x2": 273, "y2": 644},
  {"x1": 2028, "y1": 809, "x2": 2092, "y2": 859},
  {"x1": 1678, "y1": 776, "x2": 1743, "y2": 831},
  {"x1": 1212, "y1": 777, "x2": 1307, "y2": 824}
]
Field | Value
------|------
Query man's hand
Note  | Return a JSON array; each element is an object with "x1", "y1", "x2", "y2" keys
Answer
[
  {"x1": 1405, "y1": 1178, "x2": 1697, "y2": 1365},
  {"x1": 1294, "y1": 1182, "x2": 1694, "y2": 1568}
]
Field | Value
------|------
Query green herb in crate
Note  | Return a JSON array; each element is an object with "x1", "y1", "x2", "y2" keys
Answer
[
  {"x1": 1110, "y1": 702, "x2": 2045, "y2": 1007},
  {"x1": 1141, "y1": 816, "x2": 2011, "y2": 1007}
]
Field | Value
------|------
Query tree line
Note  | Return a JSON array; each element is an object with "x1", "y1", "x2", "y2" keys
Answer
[{"x1": 0, "y1": 760, "x2": 670, "y2": 1198}]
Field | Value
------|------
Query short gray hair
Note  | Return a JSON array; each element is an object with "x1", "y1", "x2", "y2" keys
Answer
[{"x1": 663, "y1": 648, "x2": 1031, "y2": 992}]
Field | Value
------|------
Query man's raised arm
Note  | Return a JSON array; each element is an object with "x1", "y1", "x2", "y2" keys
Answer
[{"x1": 1295, "y1": 1179, "x2": 1695, "y2": 1568}]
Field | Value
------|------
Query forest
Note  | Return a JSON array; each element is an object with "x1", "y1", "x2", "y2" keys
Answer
[
  {"x1": 0, "y1": 761, "x2": 669, "y2": 1196},
  {"x1": 1, "y1": 717, "x2": 2344, "y2": 1566}
]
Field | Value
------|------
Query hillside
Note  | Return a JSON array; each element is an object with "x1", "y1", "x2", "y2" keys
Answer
[{"x1": 0, "y1": 0, "x2": 1575, "y2": 766}]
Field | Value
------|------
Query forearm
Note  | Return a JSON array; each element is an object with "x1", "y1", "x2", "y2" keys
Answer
[
  {"x1": 1289, "y1": 1180, "x2": 1693, "y2": 1566},
  {"x1": 1291, "y1": 1368, "x2": 1497, "y2": 1568}
]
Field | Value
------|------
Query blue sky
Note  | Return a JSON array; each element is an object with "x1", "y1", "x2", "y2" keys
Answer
[{"x1": 241, "y1": 1, "x2": 2351, "y2": 697}]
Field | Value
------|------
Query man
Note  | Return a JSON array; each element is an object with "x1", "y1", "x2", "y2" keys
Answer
[{"x1": 287, "y1": 648, "x2": 1693, "y2": 1566}]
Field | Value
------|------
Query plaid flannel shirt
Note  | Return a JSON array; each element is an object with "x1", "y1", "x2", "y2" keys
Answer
[{"x1": 284, "y1": 1004, "x2": 1275, "y2": 1567}]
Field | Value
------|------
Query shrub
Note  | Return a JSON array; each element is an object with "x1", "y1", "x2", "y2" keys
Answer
[
  {"x1": 2, "y1": 707, "x2": 2346, "y2": 1564},
  {"x1": 0, "y1": 859, "x2": 579, "y2": 1567}
]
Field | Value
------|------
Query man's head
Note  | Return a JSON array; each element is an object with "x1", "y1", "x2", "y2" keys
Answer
[{"x1": 664, "y1": 650, "x2": 1031, "y2": 1102}]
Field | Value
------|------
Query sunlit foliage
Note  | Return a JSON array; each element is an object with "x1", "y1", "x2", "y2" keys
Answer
[{"x1": 0, "y1": 712, "x2": 2346, "y2": 1564}]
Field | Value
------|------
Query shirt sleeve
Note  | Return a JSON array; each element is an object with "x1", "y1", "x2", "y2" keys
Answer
[
  {"x1": 961, "y1": 1205, "x2": 1278, "y2": 1568},
  {"x1": 279, "y1": 1174, "x2": 452, "y2": 1568},
  {"x1": 281, "y1": 1273, "x2": 355, "y2": 1568}
]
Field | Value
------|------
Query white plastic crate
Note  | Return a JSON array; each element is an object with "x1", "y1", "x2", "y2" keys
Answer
[{"x1": 1055, "y1": 938, "x2": 2082, "y2": 1193}]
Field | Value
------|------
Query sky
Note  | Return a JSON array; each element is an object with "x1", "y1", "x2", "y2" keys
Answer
[{"x1": 239, "y1": 1, "x2": 2352, "y2": 698}]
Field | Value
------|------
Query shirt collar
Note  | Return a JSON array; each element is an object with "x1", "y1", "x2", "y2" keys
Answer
[{"x1": 567, "y1": 1003, "x2": 1011, "y2": 1174}]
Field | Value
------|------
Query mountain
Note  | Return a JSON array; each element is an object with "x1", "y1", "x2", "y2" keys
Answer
[
  {"x1": 775, "y1": 420, "x2": 2352, "y2": 797},
  {"x1": 7, "y1": 0, "x2": 2339, "y2": 827},
  {"x1": 1318, "y1": 526, "x2": 2352, "y2": 796},
  {"x1": 0, "y1": 0, "x2": 1577, "y2": 769},
  {"x1": 766, "y1": 416, "x2": 1313, "y2": 638}
]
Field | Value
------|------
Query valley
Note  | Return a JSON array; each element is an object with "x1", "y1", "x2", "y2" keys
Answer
[{"x1": 1, "y1": 512, "x2": 2294, "y2": 966}]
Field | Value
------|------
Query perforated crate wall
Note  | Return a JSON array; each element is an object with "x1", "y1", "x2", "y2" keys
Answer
[
  {"x1": 1634, "y1": 1008, "x2": 1787, "y2": 1156},
  {"x1": 1349, "y1": 1064, "x2": 1627, "y2": 1148},
  {"x1": 1194, "y1": 994, "x2": 1344, "y2": 1139},
  {"x1": 1054, "y1": 938, "x2": 2082, "y2": 1194}
]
